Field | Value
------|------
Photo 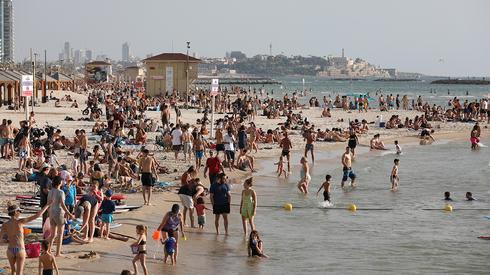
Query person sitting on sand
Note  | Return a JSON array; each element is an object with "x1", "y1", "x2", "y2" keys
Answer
[
  {"x1": 370, "y1": 134, "x2": 386, "y2": 150},
  {"x1": 0, "y1": 205, "x2": 48, "y2": 275},
  {"x1": 237, "y1": 149, "x2": 257, "y2": 172},
  {"x1": 321, "y1": 107, "x2": 331, "y2": 118},
  {"x1": 419, "y1": 129, "x2": 435, "y2": 145}
]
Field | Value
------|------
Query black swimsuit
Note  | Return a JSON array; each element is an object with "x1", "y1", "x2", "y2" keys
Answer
[{"x1": 138, "y1": 240, "x2": 147, "y2": 254}]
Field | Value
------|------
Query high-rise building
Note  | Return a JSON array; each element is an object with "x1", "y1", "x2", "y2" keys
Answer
[
  {"x1": 85, "y1": 50, "x2": 92, "y2": 62},
  {"x1": 64, "y1": 41, "x2": 70, "y2": 61},
  {"x1": 122, "y1": 42, "x2": 130, "y2": 62},
  {"x1": 0, "y1": 0, "x2": 14, "y2": 63}
]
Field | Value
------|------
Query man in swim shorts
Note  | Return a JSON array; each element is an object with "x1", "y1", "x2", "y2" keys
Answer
[
  {"x1": 304, "y1": 129, "x2": 316, "y2": 163},
  {"x1": 279, "y1": 131, "x2": 292, "y2": 173},
  {"x1": 341, "y1": 147, "x2": 356, "y2": 188},
  {"x1": 139, "y1": 149, "x2": 158, "y2": 205}
]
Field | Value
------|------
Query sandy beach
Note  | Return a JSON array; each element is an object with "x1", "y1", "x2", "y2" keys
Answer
[{"x1": 0, "y1": 90, "x2": 487, "y2": 274}]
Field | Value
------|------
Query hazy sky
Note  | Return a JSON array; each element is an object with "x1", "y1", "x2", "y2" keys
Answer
[{"x1": 15, "y1": 0, "x2": 490, "y2": 76}]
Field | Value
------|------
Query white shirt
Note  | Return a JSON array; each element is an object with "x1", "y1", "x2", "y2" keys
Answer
[
  {"x1": 171, "y1": 129, "x2": 183, "y2": 145},
  {"x1": 224, "y1": 134, "x2": 235, "y2": 151},
  {"x1": 482, "y1": 101, "x2": 488, "y2": 110}
]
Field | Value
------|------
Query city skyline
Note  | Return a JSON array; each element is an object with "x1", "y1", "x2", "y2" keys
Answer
[{"x1": 12, "y1": 0, "x2": 490, "y2": 76}]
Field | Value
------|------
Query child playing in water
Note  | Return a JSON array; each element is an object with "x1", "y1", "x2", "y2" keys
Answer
[
  {"x1": 276, "y1": 155, "x2": 287, "y2": 178},
  {"x1": 316, "y1": 174, "x2": 332, "y2": 203},
  {"x1": 248, "y1": 230, "x2": 268, "y2": 258},
  {"x1": 132, "y1": 225, "x2": 148, "y2": 275},
  {"x1": 240, "y1": 178, "x2": 257, "y2": 235},
  {"x1": 194, "y1": 197, "x2": 211, "y2": 229},
  {"x1": 394, "y1": 140, "x2": 402, "y2": 155},
  {"x1": 163, "y1": 230, "x2": 177, "y2": 265},
  {"x1": 390, "y1": 159, "x2": 400, "y2": 190},
  {"x1": 38, "y1": 240, "x2": 59, "y2": 275}
]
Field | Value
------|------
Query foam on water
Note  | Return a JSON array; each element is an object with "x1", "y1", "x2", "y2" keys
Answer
[{"x1": 319, "y1": 201, "x2": 334, "y2": 208}]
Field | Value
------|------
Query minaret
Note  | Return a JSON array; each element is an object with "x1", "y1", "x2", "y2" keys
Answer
[
  {"x1": 269, "y1": 43, "x2": 272, "y2": 56},
  {"x1": 342, "y1": 48, "x2": 345, "y2": 58}
]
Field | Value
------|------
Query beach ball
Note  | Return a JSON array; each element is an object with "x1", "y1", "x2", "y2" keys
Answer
[
  {"x1": 444, "y1": 204, "x2": 453, "y2": 212},
  {"x1": 348, "y1": 204, "x2": 357, "y2": 212},
  {"x1": 283, "y1": 203, "x2": 293, "y2": 211}
]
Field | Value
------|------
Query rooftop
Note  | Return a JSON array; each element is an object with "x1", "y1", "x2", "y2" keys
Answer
[{"x1": 143, "y1": 53, "x2": 201, "y2": 62}]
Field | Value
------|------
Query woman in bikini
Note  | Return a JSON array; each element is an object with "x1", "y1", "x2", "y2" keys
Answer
[{"x1": 0, "y1": 205, "x2": 48, "y2": 275}]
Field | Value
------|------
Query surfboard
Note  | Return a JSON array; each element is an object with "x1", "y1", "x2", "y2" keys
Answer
[
  {"x1": 114, "y1": 208, "x2": 130, "y2": 214},
  {"x1": 116, "y1": 205, "x2": 142, "y2": 211},
  {"x1": 477, "y1": 236, "x2": 490, "y2": 240}
]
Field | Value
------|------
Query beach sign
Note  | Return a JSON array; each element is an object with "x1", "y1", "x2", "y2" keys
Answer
[
  {"x1": 211, "y1": 78, "x2": 219, "y2": 96},
  {"x1": 22, "y1": 75, "x2": 34, "y2": 97}
]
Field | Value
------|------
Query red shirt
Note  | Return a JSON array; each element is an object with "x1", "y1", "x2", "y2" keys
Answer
[
  {"x1": 195, "y1": 204, "x2": 206, "y2": 216},
  {"x1": 206, "y1": 157, "x2": 221, "y2": 175}
]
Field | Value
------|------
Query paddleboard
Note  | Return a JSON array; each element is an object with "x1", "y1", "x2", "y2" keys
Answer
[
  {"x1": 477, "y1": 236, "x2": 490, "y2": 240},
  {"x1": 114, "y1": 209, "x2": 130, "y2": 214}
]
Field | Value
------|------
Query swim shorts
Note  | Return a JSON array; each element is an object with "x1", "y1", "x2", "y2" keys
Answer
[
  {"x1": 225, "y1": 150, "x2": 235, "y2": 160},
  {"x1": 342, "y1": 168, "x2": 356, "y2": 182},
  {"x1": 172, "y1": 145, "x2": 182, "y2": 151},
  {"x1": 216, "y1": 144, "x2": 225, "y2": 152},
  {"x1": 305, "y1": 144, "x2": 314, "y2": 151},
  {"x1": 179, "y1": 194, "x2": 194, "y2": 209},
  {"x1": 183, "y1": 142, "x2": 192, "y2": 154},
  {"x1": 323, "y1": 191, "x2": 330, "y2": 202},
  {"x1": 195, "y1": 150, "x2": 204, "y2": 159},
  {"x1": 101, "y1": 213, "x2": 114, "y2": 223},
  {"x1": 141, "y1": 172, "x2": 155, "y2": 187},
  {"x1": 213, "y1": 203, "x2": 230, "y2": 215},
  {"x1": 281, "y1": 150, "x2": 290, "y2": 157}
]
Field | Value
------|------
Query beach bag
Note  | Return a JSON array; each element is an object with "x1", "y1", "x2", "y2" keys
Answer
[
  {"x1": 130, "y1": 244, "x2": 139, "y2": 254},
  {"x1": 25, "y1": 242, "x2": 41, "y2": 258}
]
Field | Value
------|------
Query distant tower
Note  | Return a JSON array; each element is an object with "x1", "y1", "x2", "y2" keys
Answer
[
  {"x1": 269, "y1": 43, "x2": 272, "y2": 56},
  {"x1": 342, "y1": 48, "x2": 345, "y2": 58},
  {"x1": 122, "y1": 42, "x2": 130, "y2": 62},
  {"x1": 0, "y1": 0, "x2": 14, "y2": 63}
]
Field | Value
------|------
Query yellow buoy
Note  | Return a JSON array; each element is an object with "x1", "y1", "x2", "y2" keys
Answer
[
  {"x1": 444, "y1": 204, "x2": 453, "y2": 212},
  {"x1": 348, "y1": 204, "x2": 357, "y2": 212},
  {"x1": 283, "y1": 203, "x2": 293, "y2": 211}
]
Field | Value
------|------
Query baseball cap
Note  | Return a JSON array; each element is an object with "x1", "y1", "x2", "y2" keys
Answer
[{"x1": 104, "y1": 189, "x2": 113, "y2": 197}]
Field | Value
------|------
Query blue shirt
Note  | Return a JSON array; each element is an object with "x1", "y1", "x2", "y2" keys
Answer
[
  {"x1": 62, "y1": 184, "x2": 77, "y2": 206},
  {"x1": 100, "y1": 199, "x2": 116, "y2": 214},
  {"x1": 210, "y1": 183, "x2": 230, "y2": 205}
]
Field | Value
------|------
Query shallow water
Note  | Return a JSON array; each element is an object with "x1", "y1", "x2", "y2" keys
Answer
[{"x1": 181, "y1": 141, "x2": 490, "y2": 274}]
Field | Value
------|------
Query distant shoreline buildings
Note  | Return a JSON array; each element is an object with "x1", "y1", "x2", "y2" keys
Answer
[{"x1": 317, "y1": 48, "x2": 395, "y2": 78}]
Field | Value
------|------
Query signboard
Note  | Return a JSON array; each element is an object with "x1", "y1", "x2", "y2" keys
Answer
[
  {"x1": 21, "y1": 75, "x2": 33, "y2": 97},
  {"x1": 165, "y1": 66, "x2": 174, "y2": 93},
  {"x1": 210, "y1": 78, "x2": 219, "y2": 96}
]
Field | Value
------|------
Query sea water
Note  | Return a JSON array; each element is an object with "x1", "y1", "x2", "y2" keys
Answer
[{"x1": 173, "y1": 141, "x2": 489, "y2": 274}]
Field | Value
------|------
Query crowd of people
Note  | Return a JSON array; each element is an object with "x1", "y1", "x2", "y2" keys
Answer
[{"x1": 0, "y1": 84, "x2": 487, "y2": 274}]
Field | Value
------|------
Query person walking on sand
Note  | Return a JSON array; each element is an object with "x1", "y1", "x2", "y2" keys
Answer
[
  {"x1": 131, "y1": 225, "x2": 149, "y2": 275},
  {"x1": 139, "y1": 149, "x2": 158, "y2": 206},
  {"x1": 0, "y1": 205, "x2": 48, "y2": 275},
  {"x1": 204, "y1": 150, "x2": 224, "y2": 186},
  {"x1": 390, "y1": 159, "x2": 400, "y2": 191},
  {"x1": 46, "y1": 176, "x2": 75, "y2": 256},
  {"x1": 79, "y1": 129, "x2": 89, "y2": 174},
  {"x1": 210, "y1": 173, "x2": 231, "y2": 235},
  {"x1": 341, "y1": 147, "x2": 356, "y2": 188},
  {"x1": 240, "y1": 178, "x2": 257, "y2": 235},
  {"x1": 279, "y1": 131, "x2": 293, "y2": 173},
  {"x1": 38, "y1": 240, "x2": 59, "y2": 275},
  {"x1": 297, "y1": 157, "x2": 311, "y2": 194},
  {"x1": 171, "y1": 124, "x2": 183, "y2": 161},
  {"x1": 304, "y1": 129, "x2": 316, "y2": 163}
]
